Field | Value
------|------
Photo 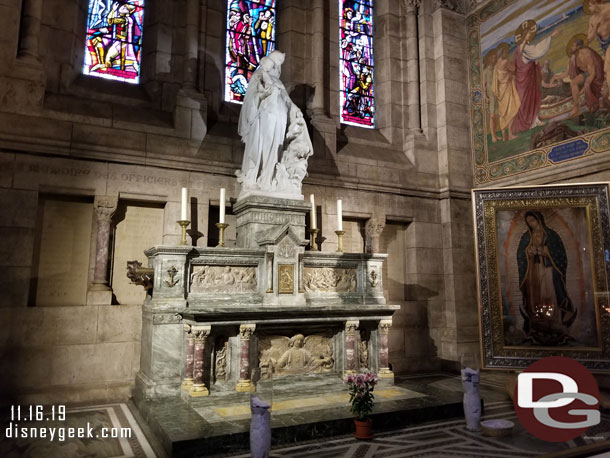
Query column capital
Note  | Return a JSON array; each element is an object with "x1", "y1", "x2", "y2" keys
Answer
[
  {"x1": 345, "y1": 320, "x2": 360, "y2": 336},
  {"x1": 184, "y1": 323, "x2": 192, "y2": 334},
  {"x1": 94, "y1": 196, "x2": 118, "y2": 222},
  {"x1": 379, "y1": 319, "x2": 392, "y2": 334},
  {"x1": 192, "y1": 325, "x2": 211, "y2": 341},
  {"x1": 402, "y1": 0, "x2": 421, "y2": 14},
  {"x1": 239, "y1": 324, "x2": 256, "y2": 340},
  {"x1": 433, "y1": 0, "x2": 466, "y2": 14},
  {"x1": 365, "y1": 217, "x2": 386, "y2": 238}
]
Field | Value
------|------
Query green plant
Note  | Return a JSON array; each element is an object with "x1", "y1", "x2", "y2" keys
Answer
[{"x1": 345, "y1": 371, "x2": 378, "y2": 420}]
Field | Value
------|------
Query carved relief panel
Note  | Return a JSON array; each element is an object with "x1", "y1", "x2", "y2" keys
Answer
[
  {"x1": 190, "y1": 265, "x2": 257, "y2": 293},
  {"x1": 258, "y1": 333, "x2": 334, "y2": 377},
  {"x1": 303, "y1": 267, "x2": 357, "y2": 293}
]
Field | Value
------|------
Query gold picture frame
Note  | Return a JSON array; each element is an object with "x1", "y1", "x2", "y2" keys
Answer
[{"x1": 473, "y1": 183, "x2": 610, "y2": 371}]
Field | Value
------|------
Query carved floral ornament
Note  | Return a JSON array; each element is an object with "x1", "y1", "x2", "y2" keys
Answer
[
  {"x1": 192, "y1": 326, "x2": 211, "y2": 341},
  {"x1": 94, "y1": 196, "x2": 118, "y2": 222},
  {"x1": 379, "y1": 320, "x2": 392, "y2": 334},
  {"x1": 239, "y1": 324, "x2": 256, "y2": 340},
  {"x1": 345, "y1": 321, "x2": 359, "y2": 336},
  {"x1": 402, "y1": 0, "x2": 421, "y2": 14}
]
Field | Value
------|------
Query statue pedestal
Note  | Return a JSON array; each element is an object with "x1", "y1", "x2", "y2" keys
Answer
[{"x1": 234, "y1": 195, "x2": 310, "y2": 249}]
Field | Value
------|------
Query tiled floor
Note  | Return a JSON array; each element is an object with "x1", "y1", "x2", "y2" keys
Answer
[{"x1": 2, "y1": 373, "x2": 609, "y2": 458}]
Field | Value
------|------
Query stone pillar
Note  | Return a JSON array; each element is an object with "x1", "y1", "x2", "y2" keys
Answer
[
  {"x1": 18, "y1": 0, "x2": 44, "y2": 62},
  {"x1": 404, "y1": 0, "x2": 422, "y2": 133},
  {"x1": 191, "y1": 325, "x2": 211, "y2": 397},
  {"x1": 183, "y1": 0, "x2": 200, "y2": 89},
  {"x1": 182, "y1": 324, "x2": 195, "y2": 389},
  {"x1": 365, "y1": 217, "x2": 386, "y2": 254},
  {"x1": 87, "y1": 196, "x2": 118, "y2": 305},
  {"x1": 309, "y1": 0, "x2": 325, "y2": 117},
  {"x1": 344, "y1": 321, "x2": 359, "y2": 378},
  {"x1": 236, "y1": 324, "x2": 256, "y2": 392},
  {"x1": 378, "y1": 319, "x2": 394, "y2": 379}
]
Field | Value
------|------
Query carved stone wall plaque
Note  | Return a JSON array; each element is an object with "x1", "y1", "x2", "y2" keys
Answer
[
  {"x1": 303, "y1": 267, "x2": 357, "y2": 293},
  {"x1": 258, "y1": 333, "x2": 334, "y2": 377},
  {"x1": 190, "y1": 265, "x2": 257, "y2": 293},
  {"x1": 278, "y1": 264, "x2": 294, "y2": 294}
]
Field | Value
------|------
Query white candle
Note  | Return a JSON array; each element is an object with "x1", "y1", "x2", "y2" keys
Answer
[
  {"x1": 310, "y1": 194, "x2": 317, "y2": 230},
  {"x1": 181, "y1": 187, "x2": 188, "y2": 221},
  {"x1": 337, "y1": 199, "x2": 343, "y2": 231},
  {"x1": 219, "y1": 188, "x2": 226, "y2": 224}
]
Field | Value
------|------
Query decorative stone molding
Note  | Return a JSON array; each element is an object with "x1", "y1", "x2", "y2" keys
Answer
[
  {"x1": 369, "y1": 268, "x2": 381, "y2": 289},
  {"x1": 365, "y1": 217, "x2": 386, "y2": 253},
  {"x1": 152, "y1": 313, "x2": 183, "y2": 324},
  {"x1": 434, "y1": 0, "x2": 466, "y2": 14},
  {"x1": 164, "y1": 265, "x2": 180, "y2": 288},
  {"x1": 214, "y1": 337, "x2": 229, "y2": 382},
  {"x1": 379, "y1": 319, "x2": 392, "y2": 335}
]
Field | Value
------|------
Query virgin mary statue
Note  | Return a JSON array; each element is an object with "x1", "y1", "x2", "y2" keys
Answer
[
  {"x1": 516, "y1": 211, "x2": 577, "y2": 345},
  {"x1": 236, "y1": 50, "x2": 313, "y2": 198}
]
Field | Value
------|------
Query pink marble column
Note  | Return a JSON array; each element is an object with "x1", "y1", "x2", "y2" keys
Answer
[
  {"x1": 191, "y1": 325, "x2": 211, "y2": 397},
  {"x1": 182, "y1": 324, "x2": 195, "y2": 389},
  {"x1": 236, "y1": 324, "x2": 256, "y2": 392},
  {"x1": 344, "y1": 321, "x2": 359, "y2": 379},
  {"x1": 378, "y1": 319, "x2": 394, "y2": 379}
]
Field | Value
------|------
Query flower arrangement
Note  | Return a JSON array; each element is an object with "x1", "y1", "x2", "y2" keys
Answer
[{"x1": 345, "y1": 371, "x2": 378, "y2": 420}]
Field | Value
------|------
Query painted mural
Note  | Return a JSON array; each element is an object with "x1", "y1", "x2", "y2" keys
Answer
[{"x1": 468, "y1": 0, "x2": 610, "y2": 184}]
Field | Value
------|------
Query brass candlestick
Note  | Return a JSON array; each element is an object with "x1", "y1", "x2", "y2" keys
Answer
[
  {"x1": 309, "y1": 228, "x2": 319, "y2": 251},
  {"x1": 178, "y1": 220, "x2": 190, "y2": 245},
  {"x1": 216, "y1": 222, "x2": 229, "y2": 247},
  {"x1": 335, "y1": 230, "x2": 345, "y2": 253}
]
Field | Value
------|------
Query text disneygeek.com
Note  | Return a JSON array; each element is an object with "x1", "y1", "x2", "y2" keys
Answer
[{"x1": 5, "y1": 423, "x2": 132, "y2": 442}]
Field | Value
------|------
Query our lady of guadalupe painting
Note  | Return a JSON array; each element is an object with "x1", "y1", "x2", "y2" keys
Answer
[
  {"x1": 468, "y1": 0, "x2": 610, "y2": 184},
  {"x1": 473, "y1": 184, "x2": 610, "y2": 371}
]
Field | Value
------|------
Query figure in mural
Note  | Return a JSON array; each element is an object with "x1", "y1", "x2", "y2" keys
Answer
[
  {"x1": 483, "y1": 49, "x2": 500, "y2": 142},
  {"x1": 586, "y1": 0, "x2": 610, "y2": 103},
  {"x1": 237, "y1": 50, "x2": 313, "y2": 196},
  {"x1": 517, "y1": 211, "x2": 577, "y2": 345},
  {"x1": 511, "y1": 20, "x2": 559, "y2": 134},
  {"x1": 551, "y1": 35, "x2": 605, "y2": 116},
  {"x1": 492, "y1": 43, "x2": 520, "y2": 141}
]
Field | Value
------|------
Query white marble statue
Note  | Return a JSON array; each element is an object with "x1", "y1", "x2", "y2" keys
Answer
[{"x1": 236, "y1": 50, "x2": 313, "y2": 198}]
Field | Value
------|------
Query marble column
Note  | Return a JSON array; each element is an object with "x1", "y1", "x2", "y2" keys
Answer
[
  {"x1": 403, "y1": 0, "x2": 422, "y2": 134},
  {"x1": 18, "y1": 0, "x2": 44, "y2": 62},
  {"x1": 87, "y1": 196, "x2": 118, "y2": 305},
  {"x1": 365, "y1": 217, "x2": 386, "y2": 254},
  {"x1": 236, "y1": 324, "x2": 256, "y2": 392},
  {"x1": 378, "y1": 319, "x2": 394, "y2": 379},
  {"x1": 183, "y1": 0, "x2": 200, "y2": 89},
  {"x1": 344, "y1": 320, "x2": 359, "y2": 379},
  {"x1": 191, "y1": 325, "x2": 211, "y2": 397},
  {"x1": 182, "y1": 324, "x2": 195, "y2": 389}
]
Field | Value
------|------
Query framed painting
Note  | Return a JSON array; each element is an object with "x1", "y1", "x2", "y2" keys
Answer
[
  {"x1": 467, "y1": 0, "x2": 610, "y2": 185},
  {"x1": 473, "y1": 183, "x2": 610, "y2": 371}
]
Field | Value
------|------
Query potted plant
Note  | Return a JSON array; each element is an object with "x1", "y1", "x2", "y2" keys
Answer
[{"x1": 345, "y1": 371, "x2": 378, "y2": 439}]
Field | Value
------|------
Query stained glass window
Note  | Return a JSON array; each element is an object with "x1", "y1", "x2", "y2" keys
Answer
[
  {"x1": 340, "y1": 0, "x2": 374, "y2": 127},
  {"x1": 225, "y1": 0, "x2": 276, "y2": 103},
  {"x1": 83, "y1": 1, "x2": 144, "y2": 84}
]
